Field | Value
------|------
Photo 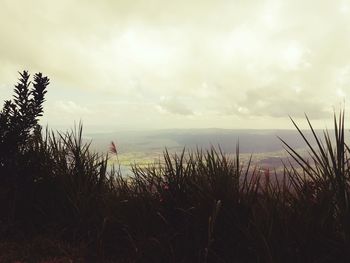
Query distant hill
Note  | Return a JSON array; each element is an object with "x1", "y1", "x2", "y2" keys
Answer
[{"x1": 86, "y1": 129, "x2": 322, "y2": 155}]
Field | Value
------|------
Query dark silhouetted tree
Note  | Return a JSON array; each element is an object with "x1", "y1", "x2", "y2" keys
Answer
[
  {"x1": 0, "y1": 71, "x2": 49, "y2": 222},
  {"x1": 0, "y1": 71, "x2": 49, "y2": 168}
]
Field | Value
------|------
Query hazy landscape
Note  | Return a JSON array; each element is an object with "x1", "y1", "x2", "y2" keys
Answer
[
  {"x1": 2, "y1": 0, "x2": 350, "y2": 262},
  {"x1": 87, "y1": 129, "x2": 320, "y2": 174}
]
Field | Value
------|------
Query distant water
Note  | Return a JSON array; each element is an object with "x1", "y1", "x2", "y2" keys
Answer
[{"x1": 109, "y1": 164, "x2": 133, "y2": 176}]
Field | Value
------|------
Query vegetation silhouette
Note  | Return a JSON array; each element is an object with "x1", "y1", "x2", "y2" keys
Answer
[
  {"x1": 1, "y1": 71, "x2": 350, "y2": 262},
  {"x1": 0, "y1": 71, "x2": 49, "y2": 226}
]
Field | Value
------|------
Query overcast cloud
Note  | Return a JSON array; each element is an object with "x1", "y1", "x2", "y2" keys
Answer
[{"x1": 0, "y1": 0, "x2": 349, "y2": 131}]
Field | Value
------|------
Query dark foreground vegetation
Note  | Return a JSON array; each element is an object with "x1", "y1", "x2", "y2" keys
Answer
[{"x1": 0, "y1": 72, "x2": 350, "y2": 262}]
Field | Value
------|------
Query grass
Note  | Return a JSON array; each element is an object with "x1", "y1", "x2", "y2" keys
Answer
[{"x1": 2, "y1": 74, "x2": 350, "y2": 262}]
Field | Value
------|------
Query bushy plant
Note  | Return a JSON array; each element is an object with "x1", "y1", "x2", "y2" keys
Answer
[
  {"x1": 0, "y1": 71, "x2": 49, "y2": 227},
  {"x1": 0, "y1": 71, "x2": 48, "y2": 166},
  {"x1": 278, "y1": 111, "x2": 350, "y2": 261}
]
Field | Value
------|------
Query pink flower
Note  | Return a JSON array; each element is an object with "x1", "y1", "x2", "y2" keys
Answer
[{"x1": 109, "y1": 141, "x2": 118, "y2": 155}]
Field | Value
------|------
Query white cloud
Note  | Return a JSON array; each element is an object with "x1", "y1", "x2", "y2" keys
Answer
[
  {"x1": 280, "y1": 42, "x2": 310, "y2": 71},
  {"x1": 54, "y1": 101, "x2": 91, "y2": 115},
  {"x1": 157, "y1": 96, "x2": 193, "y2": 116}
]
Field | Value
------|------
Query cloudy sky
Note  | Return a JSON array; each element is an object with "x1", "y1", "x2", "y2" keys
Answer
[{"x1": 0, "y1": 0, "x2": 349, "y2": 131}]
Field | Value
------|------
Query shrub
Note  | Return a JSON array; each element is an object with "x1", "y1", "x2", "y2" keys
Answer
[
  {"x1": 0, "y1": 71, "x2": 49, "y2": 228},
  {"x1": 0, "y1": 71, "x2": 48, "y2": 166}
]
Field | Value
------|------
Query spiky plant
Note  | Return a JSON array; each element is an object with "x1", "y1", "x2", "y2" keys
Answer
[{"x1": 278, "y1": 110, "x2": 350, "y2": 260}]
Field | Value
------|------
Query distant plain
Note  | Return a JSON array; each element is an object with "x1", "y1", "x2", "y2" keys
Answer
[{"x1": 85, "y1": 129, "x2": 325, "y2": 175}]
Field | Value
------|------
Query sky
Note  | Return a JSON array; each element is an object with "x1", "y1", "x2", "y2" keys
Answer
[{"x1": 0, "y1": 0, "x2": 350, "y2": 132}]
